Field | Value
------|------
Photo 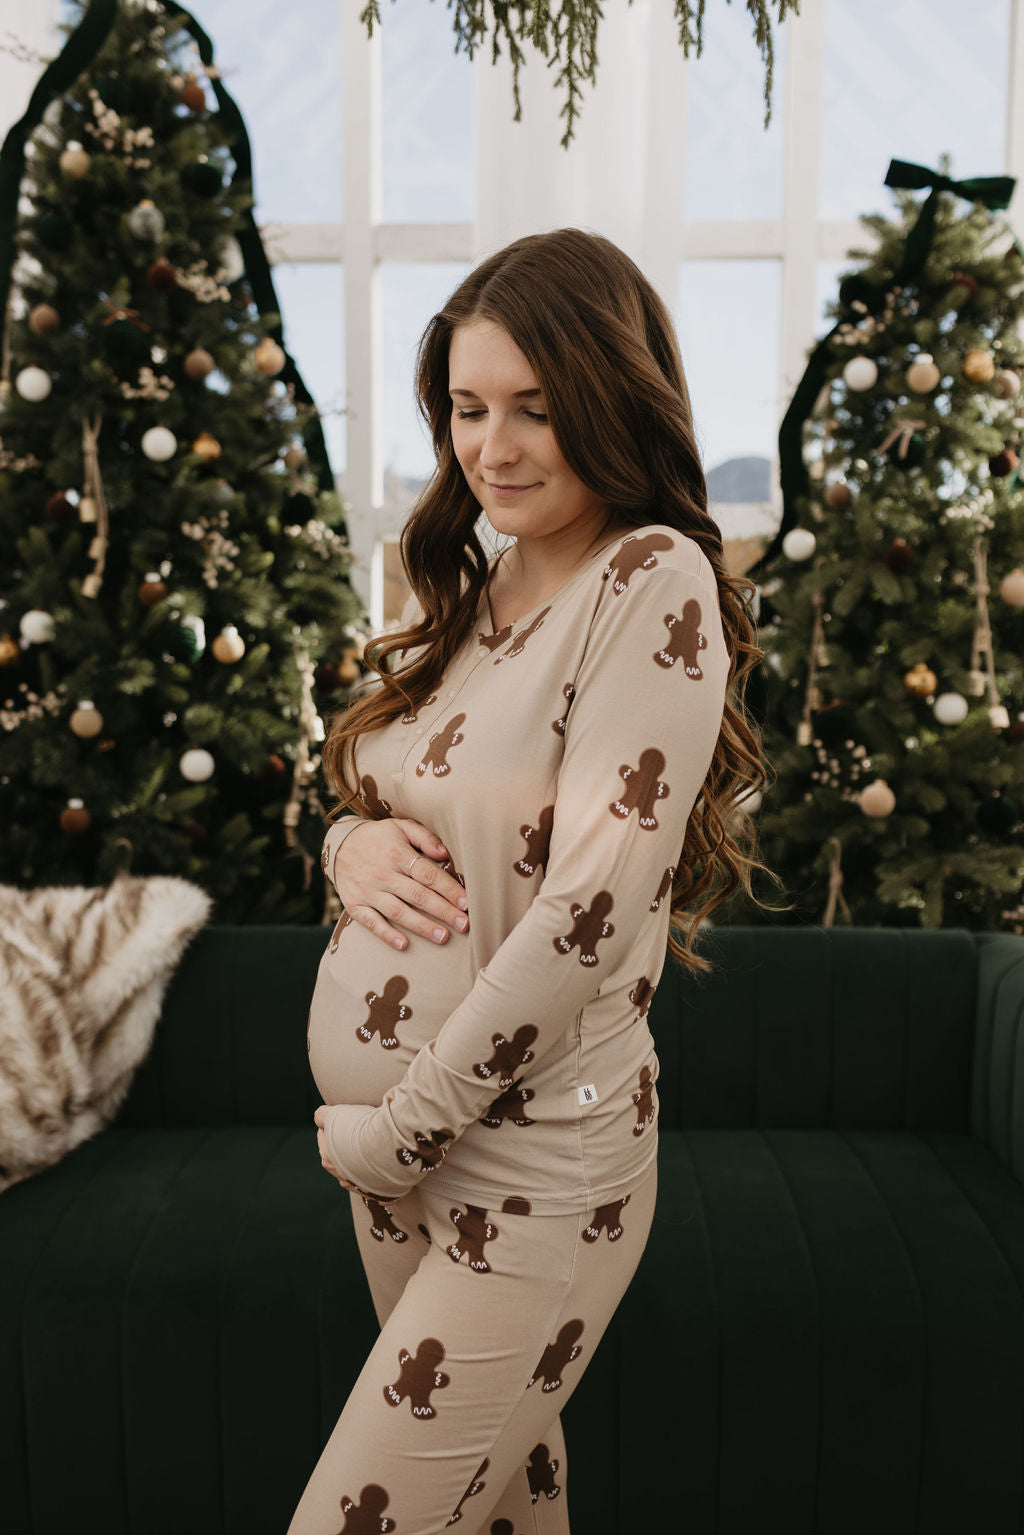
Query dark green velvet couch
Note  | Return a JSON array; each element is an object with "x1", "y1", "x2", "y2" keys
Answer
[{"x1": 3, "y1": 924, "x2": 1024, "y2": 1534}]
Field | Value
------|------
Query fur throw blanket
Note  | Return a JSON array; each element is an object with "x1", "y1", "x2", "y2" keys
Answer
[{"x1": 0, "y1": 871, "x2": 212, "y2": 1195}]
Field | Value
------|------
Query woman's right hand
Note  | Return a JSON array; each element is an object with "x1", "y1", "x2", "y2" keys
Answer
[{"x1": 332, "y1": 817, "x2": 470, "y2": 951}]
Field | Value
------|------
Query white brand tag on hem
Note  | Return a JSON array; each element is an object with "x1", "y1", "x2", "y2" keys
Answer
[{"x1": 578, "y1": 1084, "x2": 599, "y2": 1106}]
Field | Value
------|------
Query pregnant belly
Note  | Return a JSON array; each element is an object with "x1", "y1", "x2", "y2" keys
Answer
[{"x1": 307, "y1": 915, "x2": 476, "y2": 1106}]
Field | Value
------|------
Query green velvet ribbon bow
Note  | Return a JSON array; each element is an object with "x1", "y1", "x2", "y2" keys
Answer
[
  {"x1": 0, "y1": 0, "x2": 336, "y2": 496},
  {"x1": 748, "y1": 157, "x2": 1021, "y2": 587}
]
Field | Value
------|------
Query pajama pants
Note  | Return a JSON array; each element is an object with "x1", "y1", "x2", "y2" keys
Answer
[{"x1": 286, "y1": 1161, "x2": 657, "y2": 1535}]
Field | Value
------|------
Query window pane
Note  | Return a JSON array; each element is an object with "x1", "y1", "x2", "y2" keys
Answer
[
  {"x1": 820, "y1": 0, "x2": 1009, "y2": 223},
  {"x1": 380, "y1": 0, "x2": 474, "y2": 223},
  {"x1": 676, "y1": 260, "x2": 780, "y2": 548},
  {"x1": 684, "y1": 0, "x2": 786, "y2": 220},
  {"x1": 272, "y1": 263, "x2": 345, "y2": 476},
  {"x1": 380, "y1": 262, "x2": 471, "y2": 490},
  {"x1": 190, "y1": 0, "x2": 342, "y2": 223}
]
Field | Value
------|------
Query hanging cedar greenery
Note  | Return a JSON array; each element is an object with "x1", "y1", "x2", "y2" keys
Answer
[{"x1": 359, "y1": 0, "x2": 801, "y2": 147}]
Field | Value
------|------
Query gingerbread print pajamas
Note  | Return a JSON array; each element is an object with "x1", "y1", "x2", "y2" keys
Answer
[{"x1": 294, "y1": 526, "x2": 730, "y2": 1534}]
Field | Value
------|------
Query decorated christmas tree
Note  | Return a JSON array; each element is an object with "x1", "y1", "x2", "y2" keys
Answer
[
  {"x1": 726, "y1": 157, "x2": 1024, "y2": 931},
  {"x1": 0, "y1": 0, "x2": 371, "y2": 923}
]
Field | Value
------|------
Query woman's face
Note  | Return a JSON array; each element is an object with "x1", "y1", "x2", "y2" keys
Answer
[{"x1": 448, "y1": 318, "x2": 607, "y2": 542}]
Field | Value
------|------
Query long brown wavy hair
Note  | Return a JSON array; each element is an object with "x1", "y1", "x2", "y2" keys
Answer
[{"x1": 322, "y1": 227, "x2": 787, "y2": 976}]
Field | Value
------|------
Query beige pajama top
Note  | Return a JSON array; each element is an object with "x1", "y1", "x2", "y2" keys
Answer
[{"x1": 309, "y1": 523, "x2": 730, "y2": 1213}]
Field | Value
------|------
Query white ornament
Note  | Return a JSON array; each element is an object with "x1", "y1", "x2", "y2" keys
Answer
[
  {"x1": 843, "y1": 356, "x2": 879, "y2": 392},
  {"x1": 859, "y1": 779, "x2": 896, "y2": 818},
  {"x1": 211, "y1": 624, "x2": 246, "y2": 663},
  {"x1": 933, "y1": 691, "x2": 968, "y2": 726},
  {"x1": 906, "y1": 353, "x2": 940, "y2": 393},
  {"x1": 141, "y1": 426, "x2": 177, "y2": 461},
  {"x1": 782, "y1": 527, "x2": 816, "y2": 562},
  {"x1": 127, "y1": 199, "x2": 165, "y2": 240},
  {"x1": 180, "y1": 747, "x2": 215, "y2": 782},
  {"x1": 19, "y1": 608, "x2": 56, "y2": 643},
  {"x1": 15, "y1": 366, "x2": 52, "y2": 402},
  {"x1": 214, "y1": 234, "x2": 245, "y2": 282}
]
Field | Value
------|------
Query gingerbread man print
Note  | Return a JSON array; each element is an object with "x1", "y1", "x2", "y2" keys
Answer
[
  {"x1": 357, "y1": 975, "x2": 411, "y2": 1049},
  {"x1": 357, "y1": 775, "x2": 393, "y2": 817},
  {"x1": 654, "y1": 597, "x2": 706, "y2": 676},
  {"x1": 551, "y1": 682, "x2": 575, "y2": 735},
  {"x1": 478, "y1": 624, "x2": 513, "y2": 652},
  {"x1": 582, "y1": 1196, "x2": 630, "y2": 1242},
  {"x1": 650, "y1": 864, "x2": 675, "y2": 912},
  {"x1": 528, "y1": 1319, "x2": 584, "y2": 1392},
  {"x1": 501, "y1": 1195, "x2": 532, "y2": 1214},
  {"x1": 479, "y1": 1081, "x2": 535, "y2": 1129},
  {"x1": 610, "y1": 747, "x2": 670, "y2": 829},
  {"x1": 633, "y1": 1066, "x2": 656, "y2": 1136},
  {"x1": 513, "y1": 805, "x2": 554, "y2": 877},
  {"x1": 553, "y1": 891, "x2": 615, "y2": 965},
  {"x1": 630, "y1": 976, "x2": 655, "y2": 1018},
  {"x1": 601, "y1": 531, "x2": 675, "y2": 594},
  {"x1": 446, "y1": 1458, "x2": 489, "y2": 1524},
  {"x1": 329, "y1": 909, "x2": 354, "y2": 953},
  {"x1": 472, "y1": 1025, "x2": 538, "y2": 1089},
  {"x1": 338, "y1": 1483, "x2": 395, "y2": 1534},
  {"x1": 493, "y1": 608, "x2": 550, "y2": 663},
  {"x1": 490, "y1": 1522, "x2": 514, "y2": 1535},
  {"x1": 383, "y1": 1337, "x2": 450, "y2": 1418},
  {"x1": 447, "y1": 1205, "x2": 499, "y2": 1272},
  {"x1": 416, "y1": 714, "x2": 466, "y2": 777},
  {"x1": 526, "y1": 1443, "x2": 561, "y2": 1503},
  {"x1": 395, "y1": 1128, "x2": 454, "y2": 1172},
  {"x1": 400, "y1": 693, "x2": 438, "y2": 724},
  {"x1": 363, "y1": 1196, "x2": 408, "y2": 1244}
]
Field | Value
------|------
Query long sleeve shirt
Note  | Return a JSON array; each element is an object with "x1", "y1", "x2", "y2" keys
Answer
[{"x1": 308, "y1": 523, "x2": 730, "y2": 1213}]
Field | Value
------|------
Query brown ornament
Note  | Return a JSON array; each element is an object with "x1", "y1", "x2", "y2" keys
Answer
[
  {"x1": 884, "y1": 538, "x2": 916, "y2": 573},
  {"x1": 989, "y1": 447, "x2": 1019, "y2": 477},
  {"x1": 60, "y1": 798, "x2": 91, "y2": 834},
  {"x1": 147, "y1": 258, "x2": 178, "y2": 293},
  {"x1": 191, "y1": 431, "x2": 221, "y2": 461},
  {"x1": 337, "y1": 653, "x2": 362, "y2": 684},
  {"x1": 963, "y1": 348, "x2": 995, "y2": 383},
  {"x1": 28, "y1": 303, "x2": 60, "y2": 335},
  {"x1": 314, "y1": 661, "x2": 340, "y2": 691},
  {"x1": 283, "y1": 445, "x2": 306, "y2": 470},
  {"x1": 824, "y1": 482, "x2": 852, "y2": 510},
  {"x1": 948, "y1": 271, "x2": 979, "y2": 303},
  {"x1": 139, "y1": 572, "x2": 168, "y2": 605},
  {"x1": 903, "y1": 662, "x2": 937, "y2": 698},
  {"x1": 261, "y1": 753, "x2": 288, "y2": 785},
  {"x1": 1008, "y1": 717, "x2": 1024, "y2": 744},
  {"x1": 0, "y1": 634, "x2": 21, "y2": 666},
  {"x1": 906, "y1": 354, "x2": 940, "y2": 393},
  {"x1": 184, "y1": 348, "x2": 215, "y2": 380},
  {"x1": 45, "y1": 490, "x2": 77, "y2": 525},
  {"x1": 181, "y1": 76, "x2": 206, "y2": 111}
]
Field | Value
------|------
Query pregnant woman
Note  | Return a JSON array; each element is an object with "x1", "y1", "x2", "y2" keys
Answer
[{"x1": 289, "y1": 227, "x2": 777, "y2": 1535}]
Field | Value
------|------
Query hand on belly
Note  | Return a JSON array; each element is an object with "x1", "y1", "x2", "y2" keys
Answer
[{"x1": 314, "y1": 1104, "x2": 359, "y2": 1193}]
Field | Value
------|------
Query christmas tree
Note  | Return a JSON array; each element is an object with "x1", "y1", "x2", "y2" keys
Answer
[
  {"x1": 0, "y1": 0, "x2": 370, "y2": 923},
  {"x1": 725, "y1": 156, "x2": 1024, "y2": 931}
]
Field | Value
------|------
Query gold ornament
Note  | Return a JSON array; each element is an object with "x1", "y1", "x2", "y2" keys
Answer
[
  {"x1": 906, "y1": 353, "x2": 940, "y2": 393},
  {"x1": 139, "y1": 572, "x2": 168, "y2": 605},
  {"x1": 191, "y1": 431, "x2": 222, "y2": 461},
  {"x1": 211, "y1": 624, "x2": 246, "y2": 663},
  {"x1": 254, "y1": 337, "x2": 286, "y2": 375},
  {"x1": 59, "y1": 145, "x2": 91, "y2": 179},
  {"x1": 962, "y1": 348, "x2": 995, "y2": 383},
  {"x1": 28, "y1": 303, "x2": 60, "y2": 335},
  {"x1": 283, "y1": 445, "x2": 306, "y2": 470},
  {"x1": 337, "y1": 653, "x2": 361, "y2": 684},
  {"x1": 903, "y1": 662, "x2": 937, "y2": 698},
  {"x1": 184, "y1": 348, "x2": 215, "y2": 380},
  {"x1": 60, "y1": 798, "x2": 91, "y2": 834},
  {"x1": 859, "y1": 779, "x2": 896, "y2": 818},
  {"x1": 70, "y1": 700, "x2": 104, "y2": 738},
  {"x1": 181, "y1": 75, "x2": 206, "y2": 111},
  {"x1": 0, "y1": 634, "x2": 21, "y2": 666},
  {"x1": 999, "y1": 568, "x2": 1024, "y2": 607}
]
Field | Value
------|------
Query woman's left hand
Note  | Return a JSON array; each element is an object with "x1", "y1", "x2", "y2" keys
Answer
[{"x1": 313, "y1": 1105, "x2": 360, "y2": 1194}]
